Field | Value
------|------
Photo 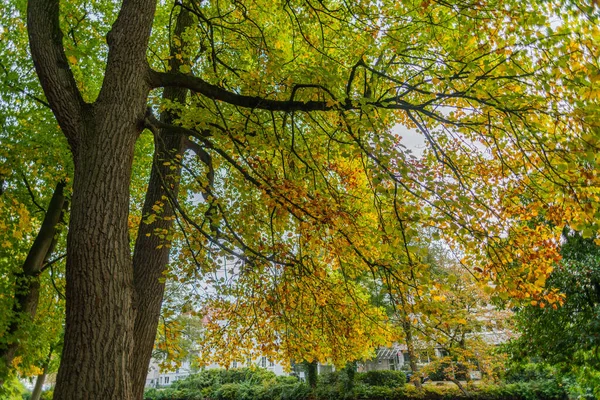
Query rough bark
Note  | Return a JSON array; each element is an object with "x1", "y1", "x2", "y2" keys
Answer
[
  {"x1": 28, "y1": 0, "x2": 157, "y2": 398},
  {"x1": 26, "y1": 0, "x2": 85, "y2": 149},
  {"x1": 131, "y1": 7, "x2": 193, "y2": 398},
  {"x1": 0, "y1": 181, "x2": 66, "y2": 381},
  {"x1": 53, "y1": 113, "x2": 141, "y2": 399}
]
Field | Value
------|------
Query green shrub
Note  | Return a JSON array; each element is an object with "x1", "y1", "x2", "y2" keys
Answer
[
  {"x1": 212, "y1": 382, "x2": 268, "y2": 400},
  {"x1": 263, "y1": 382, "x2": 311, "y2": 400},
  {"x1": 357, "y1": 370, "x2": 406, "y2": 388},
  {"x1": 504, "y1": 364, "x2": 556, "y2": 383},
  {"x1": 351, "y1": 384, "x2": 396, "y2": 399},
  {"x1": 319, "y1": 366, "x2": 357, "y2": 393},
  {"x1": 320, "y1": 371, "x2": 344, "y2": 385},
  {"x1": 275, "y1": 375, "x2": 301, "y2": 385},
  {"x1": 143, "y1": 370, "x2": 569, "y2": 400},
  {"x1": 213, "y1": 383, "x2": 241, "y2": 400},
  {"x1": 427, "y1": 362, "x2": 469, "y2": 382},
  {"x1": 40, "y1": 389, "x2": 54, "y2": 400},
  {"x1": 314, "y1": 383, "x2": 342, "y2": 400},
  {"x1": 143, "y1": 387, "x2": 188, "y2": 400},
  {"x1": 172, "y1": 367, "x2": 276, "y2": 391}
]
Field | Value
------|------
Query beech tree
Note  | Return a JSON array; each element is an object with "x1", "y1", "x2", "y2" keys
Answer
[
  {"x1": 509, "y1": 231, "x2": 600, "y2": 394},
  {"x1": 0, "y1": 5, "x2": 70, "y2": 385},
  {"x1": 0, "y1": 0, "x2": 597, "y2": 399}
]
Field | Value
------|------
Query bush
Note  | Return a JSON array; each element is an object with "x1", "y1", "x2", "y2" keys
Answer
[
  {"x1": 357, "y1": 370, "x2": 406, "y2": 388},
  {"x1": 40, "y1": 390, "x2": 54, "y2": 400},
  {"x1": 503, "y1": 364, "x2": 555, "y2": 384},
  {"x1": 171, "y1": 367, "x2": 276, "y2": 391},
  {"x1": 22, "y1": 389, "x2": 55, "y2": 400},
  {"x1": 320, "y1": 371, "x2": 345, "y2": 385},
  {"x1": 144, "y1": 387, "x2": 190, "y2": 400},
  {"x1": 351, "y1": 384, "x2": 396, "y2": 399},
  {"x1": 275, "y1": 375, "x2": 302, "y2": 385},
  {"x1": 263, "y1": 382, "x2": 311, "y2": 400},
  {"x1": 213, "y1": 383, "x2": 242, "y2": 400},
  {"x1": 144, "y1": 369, "x2": 306, "y2": 400},
  {"x1": 427, "y1": 362, "x2": 469, "y2": 381},
  {"x1": 143, "y1": 369, "x2": 569, "y2": 400}
]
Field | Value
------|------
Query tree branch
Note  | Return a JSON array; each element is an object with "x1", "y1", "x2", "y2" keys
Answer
[
  {"x1": 27, "y1": 0, "x2": 86, "y2": 147},
  {"x1": 21, "y1": 172, "x2": 47, "y2": 214},
  {"x1": 148, "y1": 69, "x2": 425, "y2": 113},
  {"x1": 97, "y1": 0, "x2": 158, "y2": 104},
  {"x1": 148, "y1": 69, "x2": 340, "y2": 111}
]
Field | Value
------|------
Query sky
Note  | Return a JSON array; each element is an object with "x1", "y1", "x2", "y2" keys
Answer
[{"x1": 393, "y1": 124, "x2": 427, "y2": 158}]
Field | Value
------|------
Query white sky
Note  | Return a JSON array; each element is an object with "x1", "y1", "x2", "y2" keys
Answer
[{"x1": 392, "y1": 124, "x2": 427, "y2": 158}]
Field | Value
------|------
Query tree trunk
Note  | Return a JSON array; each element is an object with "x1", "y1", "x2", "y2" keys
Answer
[
  {"x1": 30, "y1": 346, "x2": 53, "y2": 400},
  {"x1": 30, "y1": 372, "x2": 47, "y2": 400},
  {"x1": 304, "y1": 361, "x2": 318, "y2": 389},
  {"x1": 28, "y1": 0, "x2": 157, "y2": 398},
  {"x1": 0, "y1": 181, "x2": 66, "y2": 382},
  {"x1": 130, "y1": 7, "x2": 192, "y2": 400},
  {"x1": 402, "y1": 319, "x2": 422, "y2": 389},
  {"x1": 344, "y1": 361, "x2": 357, "y2": 392},
  {"x1": 450, "y1": 376, "x2": 469, "y2": 396},
  {"x1": 52, "y1": 117, "x2": 140, "y2": 399},
  {"x1": 398, "y1": 291, "x2": 422, "y2": 389},
  {"x1": 130, "y1": 105, "x2": 186, "y2": 399}
]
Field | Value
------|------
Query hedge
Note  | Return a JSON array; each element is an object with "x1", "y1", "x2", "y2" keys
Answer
[{"x1": 144, "y1": 368, "x2": 567, "y2": 400}]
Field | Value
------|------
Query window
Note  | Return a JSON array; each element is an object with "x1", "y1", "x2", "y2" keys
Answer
[
  {"x1": 165, "y1": 376, "x2": 169, "y2": 384},
  {"x1": 269, "y1": 359, "x2": 275, "y2": 367},
  {"x1": 176, "y1": 368, "x2": 180, "y2": 374},
  {"x1": 260, "y1": 357, "x2": 267, "y2": 368}
]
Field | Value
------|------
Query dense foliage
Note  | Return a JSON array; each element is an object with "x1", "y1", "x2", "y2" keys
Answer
[
  {"x1": 141, "y1": 368, "x2": 569, "y2": 400},
  {"x1": 508, "y1": 232, "x2": 600, "y2": 396},
  {"x1": 1, "y1": 0, "x2": 600, "y2": 397},
  {"x1": 512, "y1": 232, "x2": 600, "y2": 364}
]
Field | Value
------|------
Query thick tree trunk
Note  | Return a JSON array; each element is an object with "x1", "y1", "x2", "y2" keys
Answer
[
  {"x1": 28, "y1": 0, "x2": 157, "y2": 398},
  {"x1": 53, "y1": 118, "x2": 140, "y2": 399},
  {"x1": 0, "y1": 181, "x2": 65, "y2": 382},
  {"x1": 131, "y1": 97, "x2": 187, "y2": 399},
  {"x1": 130, "y1": 7, "x2": 192, "y2": 399}
]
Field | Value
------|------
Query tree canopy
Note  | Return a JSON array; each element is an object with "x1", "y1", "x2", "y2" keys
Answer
[
  {"x1": 509, "y1": 230, "x2": 600, "y2": 394},
  {"x1": 0, "y1": 0, "x2": 599, "y2": 398}
]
